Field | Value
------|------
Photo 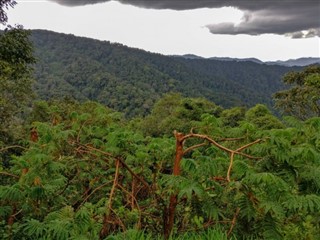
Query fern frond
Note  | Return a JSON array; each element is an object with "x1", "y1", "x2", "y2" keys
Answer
[
  {"x1": 29, "y1": 186, "x2": 46, "y2": 200},
  {"x1": 260, "y1": 201, "x2": 284, "y2": 218},
  {"x1": 178, "y1": 179, "x2": 205, "y2": 200},
  {"x1": 74, "y1": 206, "x2": 91, "y2": 232},
  {"x1": 245, "y1": 172, "x2": 289, "y2": 192},
  {"x1": 0, "y1": 184, "x2": 24, "y2": 201},
  {"x1": 237, "y1": 194, "x2": 256, "y2": 221},
  {"x1": 0, "y1": 206, "x2": 12, "y2": 218},
  {"x1": 262, "y1": 215, "x2": 282, "y2": 240},
  {"x1": 181, "y1": 158, "x2": 197, "y2": 172},
  {"x1": 201, "y1": 200, "x2": 219, "y2": 220},
  {"x1": 233, "y1": 160, "x2": 251, "y2": 179},
  {"x1": 305, "y1": 117, "x2": 320, "y2": 130},
  {"x1": 283, "y1": 116, "x2": 303, "y2": 129},
  {"x1": 45, "y1": 206, "x2": 74, "y2": 222},
  {"x1": 47, "y1": 219, "x2": 71, "y2": 240},
  {"x1": 23, "y1": 219, "x2": 47, "y2": 239},
  {"x1": 283, "y1": 194, "x2": 320, "y2": 213}
]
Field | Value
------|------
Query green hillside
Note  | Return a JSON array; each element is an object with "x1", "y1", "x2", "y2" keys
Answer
[
  {"x1": 30, "y1": 30, "x2": 300, "y2": 117},
  {"x1": 1, "y1": 28, "x2": 320, "y2": 240}
]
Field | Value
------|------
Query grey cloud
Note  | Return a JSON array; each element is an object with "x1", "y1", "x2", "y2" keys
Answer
[
  {"x1": 305, "y1": 29, "x2": 320, "y2": 38},
  {"x1": 287, "y1": 31, "x2": 305, "y2": 39},
  {"x1": 207, "y1": 7, "x2": 320, "y2": 38},
  {"x1": 49, "y1": 0, "x2": 107, "y2": 6},
  {"x1": 48, "y1": 0, "x2": 320, "y2": 38},
  {"x1": 48, "y1": 0, "x2": 316, "y2": 11}
]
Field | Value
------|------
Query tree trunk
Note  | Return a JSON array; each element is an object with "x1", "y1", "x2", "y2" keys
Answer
[{"x1": 164, "y1": 131, "x2": 184, "y2": 239}]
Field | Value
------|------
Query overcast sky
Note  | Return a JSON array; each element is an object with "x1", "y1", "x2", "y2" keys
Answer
[{"x1": 3, "y1": 0, "x2": 320, "y2": 61}]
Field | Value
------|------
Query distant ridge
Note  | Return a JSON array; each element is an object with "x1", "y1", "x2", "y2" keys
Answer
[
  {"x1": 209, "y1": 57, "x2": 263, "y2": 64},
  {"x1": 173, "y1": 55, "x2": 319, "y2": 66},
  {"x1": 266, "y1": 57, "x2": 320, "y2": 67},
  {"x1": 171, "y1": 54, "x2": 204, "y2": 59}
]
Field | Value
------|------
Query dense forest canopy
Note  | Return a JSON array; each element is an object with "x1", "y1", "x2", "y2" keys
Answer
[
  {"x1": 1, "y1": 95, "x2": 320, "y2": 239},
  {"x1": 1, "y1": 3, "x2": 320, "y2": 239},
  {"x1": 30, "y1": 30, "x2": 302, "y2": 117}
]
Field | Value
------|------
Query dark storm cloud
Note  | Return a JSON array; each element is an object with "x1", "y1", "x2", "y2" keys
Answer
[
  {"x1": 49, "y1": 0, "x2": 320, "y2": 38},
  {"x1": 50, "y1": 0, "x2": 106, "y2": 6}
]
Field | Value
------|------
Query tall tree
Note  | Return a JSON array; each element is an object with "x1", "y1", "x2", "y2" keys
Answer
[
  {"x1": 273, "y1": 65, "x2": 320, "y2": 120},
  {"x1": 0, "y1": 26, "x2": 35, "y2": 129}
]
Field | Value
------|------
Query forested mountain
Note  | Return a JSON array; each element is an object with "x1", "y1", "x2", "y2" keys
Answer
[
  {"x1": 266, "y1": 57, "x2": 320, "y2": 67},
  {"x1": 1, "y1": 26, "x2": 320, "y2": 240},
  {"x1": 30, "y1": 30, "x2": 302, "y2": 117}
]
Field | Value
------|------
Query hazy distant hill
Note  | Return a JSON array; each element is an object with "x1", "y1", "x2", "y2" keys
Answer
[
  {"x1": 176, "y1": 55, "x2": 319, "y2": 66},
  {"x1": 266, "y1": 57, "x2": 320, "y2": 67},
  {"x1": 174, "y1": 55, "x2": 263, "y2": 64},
  {"x1": 30, "y1": 30, "x2": 302, "y2": 117}
]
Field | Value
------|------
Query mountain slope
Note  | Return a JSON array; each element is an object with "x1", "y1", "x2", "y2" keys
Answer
[
  {"x1": 30, "y1": 30, "x2": 301, "y2": 117},
  {"x1": 266, "y1": 57, "x2": 320, "y2": 67}
]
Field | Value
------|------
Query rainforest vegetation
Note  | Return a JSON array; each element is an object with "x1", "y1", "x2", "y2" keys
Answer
[
  {"x1": 30, "y1": 30, "x2": 302, "y2": 118},
  {"x1": 1, "y1": 2, "x2": 320, "y2": 239}
]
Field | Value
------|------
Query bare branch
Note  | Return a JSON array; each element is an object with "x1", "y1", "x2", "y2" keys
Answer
[
  {"x1": 217, "y1": 137, "x2": 246, "y2": 142},
  {"x1": 108, "y1": 159, "x2": 120, "y2": 212},
  {"x1": 73, "y1": 142, "x2": 151, "y2": 190},
  {"x1": 183, "y1": 142, "x2": 207, "y2": 155},
  {"x1": 77, "y1": 180, "x2": 113, "y2": 211},
  {"x1": 227, "y1": 207, "x2": 240, "y2": 237},
  {"x1": 0, "y1": 145, "x2": 27, "y2": 152},
  {"x1": 182, "y1": 133, "x2": 233, "y2": 153},
  {"x1": 117, "y1": 183, "x2": 142, "y2": 229},
  {"x1": 227, "y1": 152, "x2": 235, "y2": 182},
  {"x1": 0, "y1": 171, "x2": 19, "y2": 179},
  {"x1": 235, "y1": 139, "x2": 263, "y2": 152}
]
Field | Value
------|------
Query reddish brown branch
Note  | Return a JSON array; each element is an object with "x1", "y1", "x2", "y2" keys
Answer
[
  {"x1": 100, "y1": 159, "x2": 120, "y2": 238},
  {"x1": 183, "y1": 142, "x2": 207, "y2": 155},
  {"x1": 235, "y1": 152, "x2": 262, "y2": 160},
  {"x1": 227, "y1": 207, "x2": 240, "y2": 237},
  {"x1": 117, "y1": 183, "x2": 142, "y2": 229},
  {"x1": 164, "y1": 131, "x2": 185, "y2": 239},
  {"x1": 77, "y1": 180, "x2": 113, "y2": 211},
  {"x1": 181, "y1": 133, "x2": 233, "y2": 154},
  {"x1": 227, "y1": 139, "x2": 263, "y2": 181},
  {"x1": 77, "y1": 143, "x2": 151, "y2": 191},
  {"x1": 227, "y1": 151, "x2": 235, "y2": 182},
  {"x1": 235, "y1": 139, "x2": 263, "y2": 152},
  {"x1": 117, "y1": 158, "x2": 151, "y2": 191},
  {"x1": 108, "y1": 159, "x2": 120, "y2": 211},
  {"x1": 164, "y1": 131, "x2": 262, "y2": 239}
]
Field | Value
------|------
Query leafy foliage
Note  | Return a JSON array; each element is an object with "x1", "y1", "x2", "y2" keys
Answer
[
  {"x1": 1, "y1": 96, "x2": 319, "y2": 239},
  {"x1": 274, "y1": 65, "x2": 320, "y2": 120},
  {"x1": 0, "y1": 25, "x2": 35, "y2": 171},
  {"x1": 0, "y1": 26, "x2": 35, "y2": 125},
  {"x1": 3, "y1": 3, "x2": 319, "y2": 239},
  {"x1": 0, "y1": 0, "x2": 16, "y2": 24}
]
